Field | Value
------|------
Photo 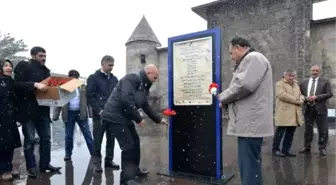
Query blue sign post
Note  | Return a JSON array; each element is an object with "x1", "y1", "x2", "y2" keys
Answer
[{"x1": 157, "y1": 28, "x2": 234, "y2": 185}]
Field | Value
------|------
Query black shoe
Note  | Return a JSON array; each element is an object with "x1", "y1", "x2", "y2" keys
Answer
[
  {"x1": 285, "y1": 152, "x2": 296, "y2": 157},
  {"x1": 273, "y1": 151, "x2": 286, "y2": 157},
  {"x1": 40, "y1": 164, "x2": 61, "y2": 173},
  {"x1": 64, "y1": 156, "x2": 71, "y2": 161},
  {"x1": 27, "y1": 168, "x2": 37, "y2": 178},
  {"x1": 136, "y1": 168, "x2": 149, "y2": 177},
  {"x1": 299, "y1": 147, "x2": 311, "y2": 154},
  {"x1": 105, "y1": 160, "x2": 120, "y2": 169},
  {"x1": 121, "y1": 180, "x2": 140, "y2": 185},
  {"x1": 319, "y1": 149, "x2": 327, "y2": 156},
  {"x1": 94, "y1": 164, "x2": 103, "y2": 173}
]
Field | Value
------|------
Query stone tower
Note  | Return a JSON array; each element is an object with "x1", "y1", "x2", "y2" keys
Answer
[{"x1": 125, "y1": 15, "x2": 162, "y2": 111}]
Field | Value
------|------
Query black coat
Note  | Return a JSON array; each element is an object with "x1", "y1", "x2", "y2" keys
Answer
[
  {"x1": 102, "y1": 70, "x2": 162, "y2": 125},
  {"x1": 0, "y1": 75, "x2": 35, "y2": 151},
  {"x1": 299, "y1": 77, "x2": 333, "y2": 115},
  {"x1": 14, "y1": 60, "x2": 51, "y2": 123},
  {"x1": 86, "y1": 70, "x2": 118, "y2": 120}
]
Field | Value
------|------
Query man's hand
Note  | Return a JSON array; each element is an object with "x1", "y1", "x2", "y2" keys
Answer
[
  {"x1": 138, "y1": 120, "x2": 145, "y2": 127},
  {"x1": 219, "y1": 103, "x2": 223, "y2": 108},
  {"x1": 99, "y1": 110, "x2": 103, "y2": 116},
  {"x1": 160, "y1": 118, "x2": 168, "y2": 125},
  {"x1": 34, "y1": 83, "x2": 48, "y2": 92},
  {"x1": 297, "y1": 98, "x2": 304, "y2": 105},
  {"x1": 307, "y1": 96, "x2": 317, "y2": 102}
]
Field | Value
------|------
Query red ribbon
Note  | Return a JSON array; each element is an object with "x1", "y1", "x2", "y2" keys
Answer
[
  {"x1": 163, "y1": 108, "x2": 176, "y2": 117},
  {"x1": 208, "y1": 82, "x2": 219, "y2": 93}
]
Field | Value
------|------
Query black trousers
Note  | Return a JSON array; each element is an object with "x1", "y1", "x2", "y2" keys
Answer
[
  {"x1": 103, "y1": 120, "x2": 140, "y2": 182},
  {"x1": 272, "y1": 126, "x2": 296, "y2": 153},
  {"x1": 92, "y1": 118, "x2": 115, "y2": 161},
  {"x1": 304, "y1": 106, "x2": 329, "y2": 150},
  {"x1": 0, "y1": 149, "x2": 14, "y2": 173}
]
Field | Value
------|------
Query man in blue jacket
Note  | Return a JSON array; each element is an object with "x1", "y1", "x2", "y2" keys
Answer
[{"x1": 86, "y1": 55, "x2": 119, "y2": 172}]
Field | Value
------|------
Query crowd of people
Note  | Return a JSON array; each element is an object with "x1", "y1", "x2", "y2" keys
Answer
[
  {"x1": 0, "y1": 36, "x2": 333, "y2": 185},
  {"x1": 218, "y1": 36, "x2": 333, "y2": 185},
  {"x1": 0, "y1": 46, "x2": 167, "y2": 185}
]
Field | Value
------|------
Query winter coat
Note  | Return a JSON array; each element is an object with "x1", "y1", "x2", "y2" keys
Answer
[
  {"x1": 102, "y1": 69, "x2": 162, "y2": 125},
  {"x1": 86, "y1": 70, "x2": 118, "y2": 120},
  {"x1": 14, "y1": 60, "x2": 51, "y2": 123},
  {"x1": 275, "y1": 78, "x2": 304, "y2": 127},
  {"x1": 218, "y1": 51, "x2": 274, "y2": 138},
  {"x1": 0, "y1": 75, "x2": 35, "y2": 151}
]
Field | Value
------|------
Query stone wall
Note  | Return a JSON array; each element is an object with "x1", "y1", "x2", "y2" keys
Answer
[
  {"x1": 311, "y1": 18, "x2": 336, "y2": 107},
  {"x1": 157, "y1": 48, "x2": 168, "y2": 109},
  {"x1": 126, "y1": 40, "x2": 162, "y2": 110},
  {"x1": 202, "y1": 0, "x2": 312, "y2": 92}
]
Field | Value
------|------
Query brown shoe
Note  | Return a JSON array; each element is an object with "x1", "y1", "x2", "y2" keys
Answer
[
  {"x1": 1, "y1": 172, "x2": 13, "y2": 181},
  {"x1": 299, "y1": 147, "x2": 311, "y2": 154}
]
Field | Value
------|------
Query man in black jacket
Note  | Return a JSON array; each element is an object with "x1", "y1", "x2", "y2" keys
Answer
[
  {"x1": 299, "y1": 65, "x2": 333, "y2": 156},
  {"x1": 14, "y1": 46, "x2": 61, "y2": 177},
  {"x1": 86, "y1": 55, "x2": 119, "y2": 172},
  {"x1": 102, "y1": 64, "x2": 167, "y2": 185}
]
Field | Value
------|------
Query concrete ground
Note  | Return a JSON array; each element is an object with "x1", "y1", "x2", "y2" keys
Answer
[{"x1": 0, "y1": 119, "x2": 335, "y2": 185}]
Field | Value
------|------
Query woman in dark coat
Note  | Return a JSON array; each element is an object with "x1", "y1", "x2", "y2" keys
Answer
[{"x1": 0, "y1": 59, "x2": 47, "y2": 180}]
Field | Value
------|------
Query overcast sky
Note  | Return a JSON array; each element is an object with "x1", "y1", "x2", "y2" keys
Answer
[{"x1": 1, "y1": 0, "x2": 335, "y2": 79}]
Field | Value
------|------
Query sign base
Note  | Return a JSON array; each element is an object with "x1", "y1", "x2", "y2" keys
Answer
[{"x1": 157, "y1": 170, "x2": 234, "y2": 185}]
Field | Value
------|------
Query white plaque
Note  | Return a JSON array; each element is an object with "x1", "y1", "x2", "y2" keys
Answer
[{"x1": 173, "y1": 37, "x2": 213, "y2": 106}]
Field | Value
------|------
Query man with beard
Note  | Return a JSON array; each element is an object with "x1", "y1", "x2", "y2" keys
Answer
[
  {"x1": 101, "y1": 64, "x2": 167, "y2": 185},
  {"x1": 14, "y1": 46, "x2": 61, "y2": 177}
]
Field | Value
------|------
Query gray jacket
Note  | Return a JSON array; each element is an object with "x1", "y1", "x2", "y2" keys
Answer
[
  {"x1": 53, "y1": 85, "x2": 91, "y2": 122},
  {"x1": 218, "y1": 51, "x2": 274, "y2": 138}
]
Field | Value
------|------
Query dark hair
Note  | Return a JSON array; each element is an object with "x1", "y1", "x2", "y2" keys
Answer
[
  {"x1": 68, "y1": 70, "x2": 80, "y2": 78},
  {"x1": 0, "y1": 59, "x2": 13, "y2": 74},
  {"x1": 101, "y1": 55, "x2": 114, "y2": 64},
  {"x1": 30, "y1": 46, "x2": 46, "y2": 55},
  {"x1": 230, "y1": 36, "x2": 251, "y2": 48},
  {"x1": 283, "y1": 69, "x2": 296, "y2": 76}
]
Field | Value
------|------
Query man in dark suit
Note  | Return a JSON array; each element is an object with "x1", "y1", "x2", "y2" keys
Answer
[
  {"x1": 87, "y1": 55, "x2": 119, "y2": 172},
  {"x1": 299, "y1": 65, "x2": 333, "y2": 156}
]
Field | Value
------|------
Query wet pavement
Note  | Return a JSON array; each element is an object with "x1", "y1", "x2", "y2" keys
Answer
[{"x1": 0, "y1": 119, "x2": 335, "y2": 185}]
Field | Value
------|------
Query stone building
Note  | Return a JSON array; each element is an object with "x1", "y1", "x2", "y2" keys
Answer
[{"x1": 126, "y1": 0, "x2": 336, "y2": 111}]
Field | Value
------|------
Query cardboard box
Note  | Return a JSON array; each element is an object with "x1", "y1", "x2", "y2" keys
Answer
[{"x1": 36, "y1": 76, "x2": 83, "y2": 107}]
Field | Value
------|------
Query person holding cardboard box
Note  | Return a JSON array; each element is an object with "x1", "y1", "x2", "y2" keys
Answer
[
  {"x1": 14, "y1": 46, "x2": 61, "y2": 178},
  {"x1": 52, "y1": 70, "x2": 94, "y2": 161},
  {"x1": 86, "y1": 55, "x2": 119, "y2": 172},
  {"x1": 0, "y1": 59, "x2": 47, "y2": 181}
]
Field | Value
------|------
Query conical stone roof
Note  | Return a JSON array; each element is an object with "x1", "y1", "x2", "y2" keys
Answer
[{"x1": 126, "y1": 15, "x2": 161, "y2": 46}]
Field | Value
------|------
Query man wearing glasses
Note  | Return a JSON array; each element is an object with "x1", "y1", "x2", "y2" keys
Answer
[{"x1": 87, "y1": 55, "x2": 119, "y2": 172}]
